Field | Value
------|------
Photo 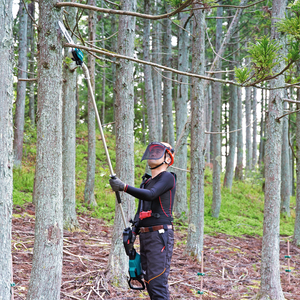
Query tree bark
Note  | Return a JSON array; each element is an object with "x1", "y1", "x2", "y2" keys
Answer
[
  {"x1": 14, "y1": 0, "x2": 28, "y2": 168},
  {"x1": 185, "y1": 3, "x2": 205, "y2": 261},
  {"x1": 245, "y1": 86, "x2": 252, "y2": 173},
  {"x1": 252, "y1": 87, "x2": 257, "y2": 167},
  {"x1": 84, "y1": 0, "x2": 97, "y2": 206},
  {"x1": 257, "y1": 1, "x2": 287, "y2": 299},
  {"x1": 206, "y1": 84, "x2": 212, "y2": 164},
  {"x1": 62, "y1": 4, "x2": 79, "y2": 230},
  {"x1": 162, "y1": 2, "x2": 175, "y2": 146},
  {"x1": 152, "y1": 0, "x2": 162, "y2": 141},
  {"x1": 235, "y1": 86, "x2": 243, "y2": 180},
  {"x1": 224, "y1": 49, "x2": 237, "y2": 190},
  {"x1": 211, "y1": 4, "x2": 223, "y2": 218},
  {"x1": 107, "y1": 0, "x2": 136, "y2": 287},
  {"x1": 0, "y1": 0, "x2": 14, "y2": 297},
  {"x1": 173, "y1": 12, "x2": 189, "y2": 218},
  {"x1": 294, "y1": 62, "x2": 300, "y2": 246},
  {"x1": 26, "y1": 0, "x2": 63, "y2": 298},
  {"x1": 281, "y1": 91, "x2": 290, "y2": 216},
  {"x1": 258, "y1": 87, "x2": 265, "y2": 167},
  {"x1": 143, "y1": 0, "x2": 157, "y2": 142},
  {"x1": 28, "y1": 1, "x2": 35, "y2": 126}
]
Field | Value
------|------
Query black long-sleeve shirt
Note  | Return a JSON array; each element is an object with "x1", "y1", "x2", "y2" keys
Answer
[{"x1": 125, "y1": 171, "x2": 176, "y2": 228}]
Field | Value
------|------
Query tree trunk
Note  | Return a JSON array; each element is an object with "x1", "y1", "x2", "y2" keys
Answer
[
  {"x1": 257, "y1": 1, "x2": 286, "y2": 299},
  {"x1": 173, "y1": 12, "x2": 189, "y2": 218},
  {"x1": 294, "y1": 62, "x2": 300, "y2": 246},
  {"x1": 111, "y1": 13, "x2": 117, "y2": 134},
  {"x1": 28, "y1": 0, "x2": 35, "y2": 126},
  {"x1": 206, "y1": 84, "x2": 212, "y2": 164},
  {"x1": 0, "y1": 0, "x2": 13, "y2": 296},
  {"x1": 162, "y1": 2, "x2": 174, "y2": 146},
  {"x1": 26, "y1": 0, "x2": 63, "y2": 298},
  {"x1": 107, "y1": 0, "x2": 136, "y2": 287},
  {"x1": 252, "y1": 87, "x2": 257, "y2": 168},
  {"x1": 62, "y1": 4, "x2": 79, "y2": 231},
  {"x1": 84, "y1": 0, "x2": 97, "y2": 206},
  {"x1": 14, "y1": 0, "x2": 28, "y2": 168},
  {"x1": 152, "y1": 0, "x2": 162, "y2": 141},
  {"x1": 245, "y1": 86, "x2": 252, "y2": 173},
  {"x1": 185, "y1": 3, "x2": 205, "y2": 261},
  {"x1": 223, "y1": 49, "x2": 237, "y2": 190},
  {"x1": 258, "y1": 87, "x2": 265, "y2": 167},
  {"x1": 235, "y1": 86, "x2": 243, "y2": 180},
  {"x1": 143, "y1": 0, "x2": 157, "y2": 142},
  {"x1": 101, "y1": 16, "x2": 106, "y2": 124},
  {"x1": 281, "y1": 92, "x2": 290, "y2": 216},
  {"x1": 211, "y1": 4, "x2": 223, "y2": 218}
]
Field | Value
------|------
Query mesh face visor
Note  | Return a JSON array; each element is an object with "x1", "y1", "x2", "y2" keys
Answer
[{"x1": 141, "y1": 143, "x2": 167, "y2": 161}]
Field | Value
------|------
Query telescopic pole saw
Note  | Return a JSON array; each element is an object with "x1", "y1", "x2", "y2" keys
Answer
[
  {"x1": 59, "y1": 22, "x2": 145, "y2": 290},
  {"x1": 58, "y1": 21, "x2": 127, "y2": 229}
]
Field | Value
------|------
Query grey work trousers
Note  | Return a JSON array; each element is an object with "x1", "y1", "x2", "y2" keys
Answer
[{"x1": 140, "y1": 229, "x2": 174, "y2": 300}]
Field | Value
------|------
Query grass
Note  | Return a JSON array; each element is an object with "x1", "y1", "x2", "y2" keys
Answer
[{"x1": 13, "y1": 123, "x2": 296, "y2": 237}]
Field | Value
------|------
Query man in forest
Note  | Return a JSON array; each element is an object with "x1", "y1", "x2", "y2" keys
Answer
[{"x1": 109, "y1": 142, "x2": 176, "y2": 300}]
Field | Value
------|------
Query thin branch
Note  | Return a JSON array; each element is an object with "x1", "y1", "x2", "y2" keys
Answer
[
  {"x1": 206, "y1": 16, "x2": 235, "y2": 19},
  {"x1": 289, "y1": 136, "x2": 297, "y2": 159},
  {"x1": 56, "y1": 0, "x2": 193, "y2": 20},
  {"x1": 16, "y1": 66, "x2": 36, "y2": 76},
  {"x1": 169, "y1": 17, "x2": 194, "y2": 37},
  {"x1": 153, "y1": 67, "x2": 192, "y2": 85},
  {"x1": 253, "y1": 82, "x2": 300, "y2": 90},
  {"x1": 87, "y1": 31, "x2": 118, "y2": 43},
  {"x1": 182, "y1": 0, "x2": 266, "y2": 11},
  {"x1": 283, "y1": 98, "x2": 300, "y2": 104},
  {"x1": 87, "y1": 50, "x2": 118, "y2": 65},
  {"x1": 103, "y1": 0, "x2": 120, "y2": 7},
  {"x1": 21, "y1": 0, "x2": 36, "y2": 25},
  {"x1": 64, "y1": 43, "x2": 241, "y2": 86},
  {"x1": 206, "y1": 69, "x2": 235, "y2": 74},
  {"x1": 206, "y1": 118, "x2": 256, "y2": 135},
  {"x1": 276, "y1": 109, "x2": 300, "y2": 121},
  {"x1": 18, "y1": 78, "x2": 37, "y2": 81},
  {"x1": 205, "y1": 24, "x2": 234, "y2": 64},
  {"x1": 169, "y1": 165, "x2": 190, "y2": 172}
]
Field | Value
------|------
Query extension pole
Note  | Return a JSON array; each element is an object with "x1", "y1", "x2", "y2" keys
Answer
[{"x1": 82, "y1": 63, "x2": 127, "y2": 228}]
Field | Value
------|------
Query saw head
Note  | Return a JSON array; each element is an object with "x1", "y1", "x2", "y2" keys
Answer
[{"x1": 58, "y1": 20, "x2": 84, "y2": 65}]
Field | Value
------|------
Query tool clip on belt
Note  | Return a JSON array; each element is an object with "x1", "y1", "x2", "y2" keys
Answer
[{"x1": 139, "y1": 210, "x2": 160, "y2": 220}]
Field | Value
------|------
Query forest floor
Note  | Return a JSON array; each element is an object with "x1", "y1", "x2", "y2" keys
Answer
[{"x1": 12, "y1": 203, "x2": 300, "y2": 300}]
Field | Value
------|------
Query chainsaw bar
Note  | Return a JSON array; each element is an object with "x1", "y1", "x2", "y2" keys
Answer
[{"x1": 58, "y1": 20, "x2": 75, "y2": 44}]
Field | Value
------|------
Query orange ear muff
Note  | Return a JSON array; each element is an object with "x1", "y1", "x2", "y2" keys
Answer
[{"x1": 166, "y1": 149, "x2": 174, "y2": 166}]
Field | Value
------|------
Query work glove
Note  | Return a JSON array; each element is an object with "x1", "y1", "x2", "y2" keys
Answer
[{"x1": 109, "y1": 177, "x2": 125, "y2": 191}]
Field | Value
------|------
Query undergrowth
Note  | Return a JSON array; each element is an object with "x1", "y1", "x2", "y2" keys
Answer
[{"x1": 13, "y1": 123, "x2": 296, "y2": 237}]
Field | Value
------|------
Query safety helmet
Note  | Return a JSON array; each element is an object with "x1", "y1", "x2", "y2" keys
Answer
[{"x1": 141, "y1": 142, "x2": 174, "y2": 167}]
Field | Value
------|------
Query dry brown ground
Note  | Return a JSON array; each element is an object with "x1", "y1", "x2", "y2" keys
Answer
[{"x1": 12, "y1": 203, "x2": 300, "y2": 300}]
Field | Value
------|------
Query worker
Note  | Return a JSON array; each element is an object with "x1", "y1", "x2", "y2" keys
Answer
[{"x1": 109, "y1": 142, "x2": 176, "y2": 300}]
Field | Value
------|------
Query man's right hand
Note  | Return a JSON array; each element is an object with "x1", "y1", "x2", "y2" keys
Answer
[{"x1": 109, "y1": 177, "x2": 125, "y2": 191}]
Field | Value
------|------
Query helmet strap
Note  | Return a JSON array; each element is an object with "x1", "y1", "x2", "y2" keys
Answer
[
  {"x1": 150, "y1": 161, "x2": 166, "y2": 170},
  {"x1": 149, "y1": 153, "x2": 170, "y2": 170}
]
